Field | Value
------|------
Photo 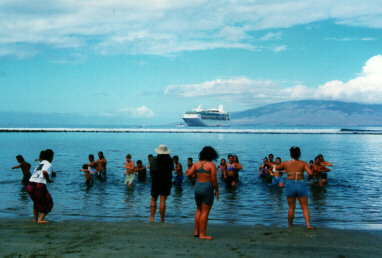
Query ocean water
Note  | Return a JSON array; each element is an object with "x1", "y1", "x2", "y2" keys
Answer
[{"x1": 1, "y1": 127, "x2": 382, "y2": 230}]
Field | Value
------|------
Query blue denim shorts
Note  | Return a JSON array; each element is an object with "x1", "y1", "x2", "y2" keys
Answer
[
  {"x1": 272, "y1": 176, "x2": 283, "y2": 186},
  {"x1": 285, "y1": 180, "x2": 308, "y2": 197}
]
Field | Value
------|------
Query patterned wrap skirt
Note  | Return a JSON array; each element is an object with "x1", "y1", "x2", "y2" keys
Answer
[{"x1": 27, "y1": 182, "x2": 53, "y2": 214}]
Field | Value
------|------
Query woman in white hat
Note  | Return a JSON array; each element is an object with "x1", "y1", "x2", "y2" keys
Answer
[{"x1": 149, "y1": 144, "x2": 174, "y2": 222}]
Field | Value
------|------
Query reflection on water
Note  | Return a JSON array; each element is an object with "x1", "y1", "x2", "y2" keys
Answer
[
  {"x1": 0, "y1": 132, "x2": 382, "y2": 229},
  {"x1": 18, "y1": 187, "x2": 29, "y2": 203}
]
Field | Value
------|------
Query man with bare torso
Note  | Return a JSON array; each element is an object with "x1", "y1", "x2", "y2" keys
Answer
[
  {"x1": 12, "y1": 155, "x2": 31, "y2": 185},
  {"x1": 96, "y1": 151, "x2": 107, "y2": 179}
]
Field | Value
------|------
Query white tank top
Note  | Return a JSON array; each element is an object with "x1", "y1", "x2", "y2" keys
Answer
[{"x1": 88, "y1": 166, "x2": 96, "y2": 175}]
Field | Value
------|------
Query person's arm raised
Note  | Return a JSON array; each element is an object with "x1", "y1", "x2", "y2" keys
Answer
[{"x1": 275, "y1": 161, "x2": 287, "y2": 172}]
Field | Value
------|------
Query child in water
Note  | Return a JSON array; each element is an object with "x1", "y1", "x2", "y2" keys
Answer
[
  {"x1": 187, "y1": 157, "x2": 193, "y2": 170},
  {"x1": 124, "y1": 154, "x2": 135, "y2": 186},
  {"x1": 79, "y1": 164, "x2": 93, "y2": 186},
  {"x1": 185, "y1": 157, "x2": 196, "y2": 185},
  {"x1": 135, "y1": 160, "x2": 147, "y2": 182},
  {"x1": 147, "y1": 154, "x2": 153, "y2": 176},
  {"x1": 173, "y1": 156, "x2": 183, "y2": 187},
  {"x1": 218, "y1": 158, "x2": 227, "y2": 179}
]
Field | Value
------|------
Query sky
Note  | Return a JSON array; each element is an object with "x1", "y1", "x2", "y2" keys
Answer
[{"x1": 0, "y1": 0, "x2": 382, "y2": 125}]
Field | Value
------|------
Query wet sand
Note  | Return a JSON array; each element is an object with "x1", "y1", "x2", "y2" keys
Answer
[{"x1": 1, "y1": 219, "x2": 381, "y2": 257}]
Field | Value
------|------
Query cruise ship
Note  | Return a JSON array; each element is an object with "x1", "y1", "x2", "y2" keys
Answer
[{"x1": 182, "y1": 105, "x2": 231, "y2": 127}]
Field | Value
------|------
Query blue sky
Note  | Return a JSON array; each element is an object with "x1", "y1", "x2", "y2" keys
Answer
[{"x1": 0, "y1": 0, "x2": 382, "y2": 125}]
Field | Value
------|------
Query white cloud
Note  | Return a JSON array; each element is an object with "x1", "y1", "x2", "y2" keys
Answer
[
  {"x1": 0, "y1": 0, "x2": 381, "y2": 58},
  {"x1": 165, "y1": 55, "x2": 382, "y2": 106},
  {"x1": 120, "y1": 106, "x2": 155, "y2": 117},
  {"x1": 273, "y1": 45, "x2": 287, "y2": 52},
  {"x1": 314, "y1": 55, "x2": 382, "y2": 103},
  {"x1": 165, "y1": 78, "x2": 287, "y2": 106},
  {"x1": 261, "y1": 32, "x2": 282, "y2": 41},
  {"x1": 325, "y1": 37, "x2": 376, "y2": 41}
]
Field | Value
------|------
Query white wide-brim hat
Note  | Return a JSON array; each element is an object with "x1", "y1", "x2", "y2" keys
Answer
[{"x1": 155, "y1": 144, "x2": 171, "y2": 154}]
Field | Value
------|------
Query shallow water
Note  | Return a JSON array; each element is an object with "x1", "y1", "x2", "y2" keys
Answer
[{"x1": 1, "y1": 130, "x2": 382, "y2": 229}]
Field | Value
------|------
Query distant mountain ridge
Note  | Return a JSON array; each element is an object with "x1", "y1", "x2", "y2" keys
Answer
[{"x1": 232, "y1": 100, "x2": 382, "y2": 126}]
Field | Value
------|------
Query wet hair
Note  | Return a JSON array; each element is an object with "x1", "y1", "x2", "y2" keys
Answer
[
  {"x1": 148, "y1": 154, "x2": 153, "y2": 158},
  {"x1": 318, "y1": 154, "x2": 324, "y2": 161},
  {"x1": 39, "y1": 150, "x2": 47, "y2": 161},
  {"x1": 188, "y1": 157, "x2": 193, "y2": 162},
  {"x1": 289, "y1": 146, "x2": 301, "y2": 160},
  {"x1": 263, "y1": 157, "x2": 268, "y2": 161},
  {"x1": 228, "y1": 154, "x2": 233, "y2": 158},
  {"x1": 137, "y1": 160, "x2": 142, "y2": 165},
  {"x1": 315, "y1": 156, "x2": 321, "y2": 163},
  {"x1": 173, "y1": 155, "x2": 179, "y2": 160},
  {"x1": 98, "y1": 151, "x2": 104, "y2": 158},
  {"x1": 220, "y1": 158, "x2": 226, "y2": 164},
  {"x1": 16, "y1": 155, "x2": 24, "y2": 162},
  {"x1": 45, "y1": 149, "x2": 54, "y2": 162},
  {"x1": 268, "y1": 153, "x2": 274, "y2": 158},
  {"x1": 89, "y1": 154, "x2": 94, "y2": 159},
  {"x1": 309, "y1": 160, "x2": 314, "y2": 164},
  {"x1": 276, "y1": 157, "x2": 281, "y2": 162},
  {"x1": 126, "y1": 154, "x2": 131, "y2": 159},
  {"x1": 82, "y1": 164, "x2": 88, "y2": 169},
  {"x1": 199, "y1": 146, "x2": 219, "y2": 162},
  {"x1": 233, "y1": 155, "x2": 239, "y2": 163}
]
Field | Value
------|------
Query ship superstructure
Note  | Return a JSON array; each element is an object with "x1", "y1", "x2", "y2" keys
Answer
[{"x1": 182, "y1": 105, "x2": 231, "y2": 127}]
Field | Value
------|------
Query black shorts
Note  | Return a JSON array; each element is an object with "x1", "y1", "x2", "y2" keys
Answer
[
  {"x1": 22, "y1": 172, "x2": 31, "y2": 185},
  {"x1": 151, "y1": 183, "x2": 172, "y2": 198}
]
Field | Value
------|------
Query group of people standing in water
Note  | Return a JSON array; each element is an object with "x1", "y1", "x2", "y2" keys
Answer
[
  {"x1": 12, "y1": 144, "x2": 331, "y2": 238},
  {"x1": 259, "y1": 153, "x2": 332, "y2": 188}
]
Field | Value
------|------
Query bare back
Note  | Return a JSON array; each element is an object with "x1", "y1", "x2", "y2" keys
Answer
[
  {"x1": 21, "y1": 162, "x2": 31, "y2": 174},
  {"x1": 275, "y1": 159, "x2": 312, "y2": 180},
  {"x1": 187, "y1": 161, "x2": 217, "y2": 183}
]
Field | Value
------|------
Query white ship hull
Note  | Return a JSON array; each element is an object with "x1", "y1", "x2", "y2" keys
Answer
[{"x1": 182, "y1": 113, "x2": 231, "y2": 127}]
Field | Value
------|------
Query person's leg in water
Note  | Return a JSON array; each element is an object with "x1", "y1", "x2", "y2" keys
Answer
[
  {"x1": 38, "y1": 213, "x2": 49, "y2": 223},
  {"x1": 33, "y1": 208, "x2": 39, "y2": 222},
  {"x1": 149, "y1": 195, "x2": 158, "y2": 222},
  {"x1": 298, "y1": 197, "x2": 315, "y2": 229},
  {"x1": 159, "y1": 195, "x2": 167, "y2": 222},
  {"x1": 199, "y1": 203, "x2": 213, "y2": 239},
  {"x1": 287, "y1": 196, "x2": 296, "y2": 228},
  {"x1": 194, "y1": 204, "x2": 202, "y2": 237}
]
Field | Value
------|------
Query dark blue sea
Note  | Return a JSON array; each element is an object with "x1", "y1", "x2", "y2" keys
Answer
[{"x1": 1, "y1": 125, "x2": 381, "y2": 229}]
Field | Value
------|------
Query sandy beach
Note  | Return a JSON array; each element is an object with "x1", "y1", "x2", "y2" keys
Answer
[{"x1": 1, "y1": 219, "x2": 381, "y2": 257}]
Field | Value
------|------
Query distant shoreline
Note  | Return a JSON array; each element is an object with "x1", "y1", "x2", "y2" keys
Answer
[
  {"x1": 1, "y1": 127, "x2": 382, "y2": 134},
  {"x1": 1, "y1": 219, "x2": 381, "y2": 256}
]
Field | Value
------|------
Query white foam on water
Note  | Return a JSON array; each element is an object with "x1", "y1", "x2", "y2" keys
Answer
[{"x1": 0, "y1": 127, "x2": 344, "y2": 134}]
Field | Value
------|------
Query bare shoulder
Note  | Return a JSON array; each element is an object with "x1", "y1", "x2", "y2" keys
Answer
[{"x1": 207, "y1": 161, "x2": 216, "y2": 169}]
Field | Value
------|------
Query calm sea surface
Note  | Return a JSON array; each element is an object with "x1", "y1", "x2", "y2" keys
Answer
[{"x1": 1, "y1": 127, "x2": 381, "y2": 229}]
